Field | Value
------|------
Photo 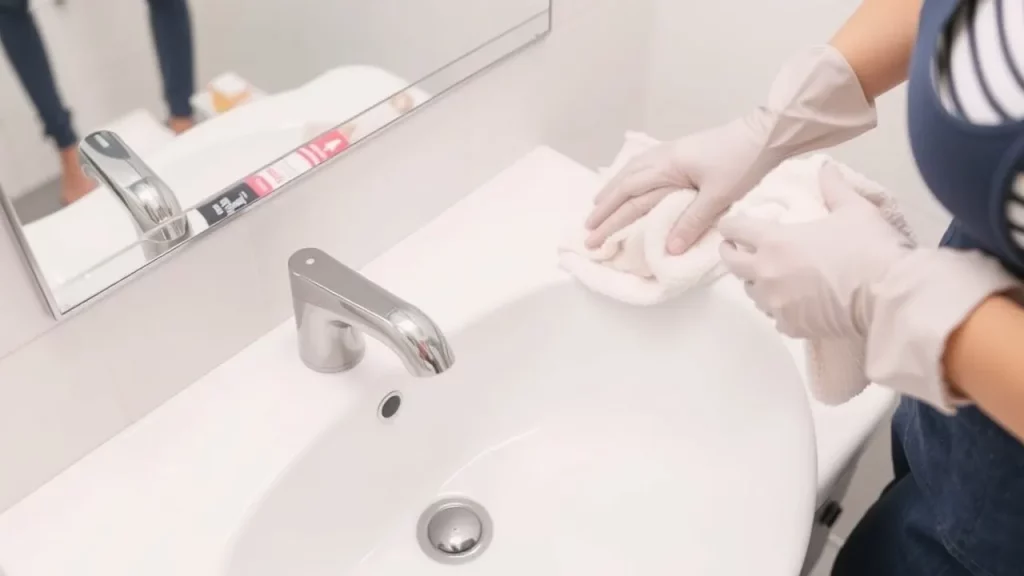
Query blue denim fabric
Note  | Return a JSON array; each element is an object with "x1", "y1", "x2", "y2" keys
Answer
[
  {"x1": 146, "y1": 0, "x2": 195, "y2": 119},
  {"x1": 832, "y1": 420, "x2": 972, "y2": 576},
  {"x1": 0, "y1": 0, "x2": 75, "y2": 148},
  {"x1": 0, "y1": 0, "x2": 194, "y2": 149},
  {"x1": 832, "y1": 221, "x2": 1024, "y2": 576}
]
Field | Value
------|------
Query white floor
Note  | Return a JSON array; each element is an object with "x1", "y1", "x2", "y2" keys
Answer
[{"x1": 11, "y1": 178, "x2": 63, "y2": 225}]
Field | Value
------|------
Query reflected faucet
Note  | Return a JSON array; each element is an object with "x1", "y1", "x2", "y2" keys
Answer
[
  {"x1": 79, "y1": 130, "x2": 191, "y2": 260},
  {"x1": 288, "y1": 247, "x2": 455, "y2": 375}
]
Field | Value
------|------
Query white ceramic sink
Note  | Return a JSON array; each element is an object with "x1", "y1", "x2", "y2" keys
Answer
[
  {"x1": 226, "y1": 278, "x2": 816, "y2": 575},
  {"x1": 0, "y1": 147, "x2": 825, "y2": 576}
]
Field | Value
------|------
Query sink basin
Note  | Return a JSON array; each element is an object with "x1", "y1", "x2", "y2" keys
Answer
[{"x1": 226, "y1": 279, "x2": 816, "y2": 575}]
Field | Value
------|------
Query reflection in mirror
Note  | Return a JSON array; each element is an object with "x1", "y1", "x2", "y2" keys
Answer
[{"x1": 0, "y1": 0, "x2": 550, "y2": 316}]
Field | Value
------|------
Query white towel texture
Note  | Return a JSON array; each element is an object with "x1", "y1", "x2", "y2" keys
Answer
[{"x1": 558, "y1": 132, "x2": 916, "y2": 405}]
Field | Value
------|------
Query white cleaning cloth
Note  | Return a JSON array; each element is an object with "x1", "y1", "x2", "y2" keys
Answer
[{"x1": 558, "y1": 132, "x2": 917, "y2": 405}]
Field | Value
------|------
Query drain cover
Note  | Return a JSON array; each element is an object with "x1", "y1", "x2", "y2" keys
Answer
[{"x1": 417, "y1": 497, "x2": 493, "y2": 564}]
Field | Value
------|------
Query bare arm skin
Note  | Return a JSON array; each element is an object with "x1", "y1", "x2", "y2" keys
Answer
[
  {"x1": 944, "y1": 296, "x2": 1024, "y2": 442},
  {"x1": 829, "y1": 0, "x2": 923, "y2": 100}
]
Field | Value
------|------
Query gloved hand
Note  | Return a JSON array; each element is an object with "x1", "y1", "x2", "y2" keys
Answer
[
  {"x1": 584, "y1": 45, "x2": 877, "y2": 254},
  {"x1": 719, "y1": 163, "x2": 1020, "y2": 412},
  {"x1": 718, "y1": 162, "x2": 914, "y2": 339}
]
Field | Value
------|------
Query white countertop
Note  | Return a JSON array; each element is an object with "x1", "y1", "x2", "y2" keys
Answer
[{"x1": 0, "y1": 147, "x2": 895, "y2": 576}]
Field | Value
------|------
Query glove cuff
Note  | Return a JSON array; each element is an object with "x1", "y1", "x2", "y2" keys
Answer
[
  {"x1": 756, "y1": 44, "x2": 878, "y2": 166},
  {"x1": 863, "y1": 249, "x2": 1019, "y2": 413},
  {"x1": 719, "y1": 46, "x2": 878, "y2": 208}
]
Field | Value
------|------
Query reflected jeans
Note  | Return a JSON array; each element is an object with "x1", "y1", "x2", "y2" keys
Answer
[{"x1": 0, "y1": 0, "x2": 195, "y2": 149}]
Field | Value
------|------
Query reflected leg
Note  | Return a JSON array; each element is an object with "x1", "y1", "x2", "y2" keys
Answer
[
  {"x1": 0, "y1": 0, "x2": 93, "y2": 204},
  {"x1": 0, "y1": 0, "x2": 76, "y2": 148},
  {"x1": 145, "y1": 0, "x2": 195, "y2": 132}
]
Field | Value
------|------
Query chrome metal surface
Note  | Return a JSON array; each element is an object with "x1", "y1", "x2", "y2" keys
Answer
[
  {"x1": 79, "y1": 130, "x2": 191, "y2": 259},
  {"x1": 417, "y1": 497, "x2": 492, "y2": 564},
  {"x1": 429, "y1": 508, "x2": 481, "y2": 553},
  {"x1": 288, "y1": 247, "x2": 454, "y2": 375}
]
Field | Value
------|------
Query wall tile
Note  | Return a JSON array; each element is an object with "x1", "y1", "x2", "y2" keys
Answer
[
  {"x1": 99, "y1": 219, "x2": 273, "y2": 421},
  {"x1": 0, "y1": 314, "x2": 127, "y2": 512}
]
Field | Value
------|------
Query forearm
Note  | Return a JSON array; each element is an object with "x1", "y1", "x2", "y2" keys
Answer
[
  {"x1": 829, "y1": 0, "x2": 923, "y2": 100},
  {"x1": 944, "y1": 295, "x2": 1024, "y2": 442}
]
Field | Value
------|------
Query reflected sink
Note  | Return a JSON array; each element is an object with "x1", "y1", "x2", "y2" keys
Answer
[
  {"x1": 22, "y1": 65, "x2": 430, "y2": 308},
  {"x1": 226, "y1": 279, "x2": 816, "y2": 575}
]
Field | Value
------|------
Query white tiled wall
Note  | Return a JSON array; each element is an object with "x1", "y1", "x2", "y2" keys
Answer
[{"x1": 0, "y1": 0, "x2": 653, "y2": 513}]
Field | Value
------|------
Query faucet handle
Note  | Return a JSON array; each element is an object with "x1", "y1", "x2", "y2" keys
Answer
[
  {"x1": 289, "y1": 248, "x2": 404, "y2": 319},
  {"x1": 79, "y1": 130, "x2": 189, "y2": 244}
]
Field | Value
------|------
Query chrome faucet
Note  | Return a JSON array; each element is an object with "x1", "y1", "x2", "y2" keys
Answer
[
  {"x1": 79, "y1": 130, "x2": 190, "y2": 260},
  {"x1": 288, "y1": 247, "x2": 455, "y2": 375}
]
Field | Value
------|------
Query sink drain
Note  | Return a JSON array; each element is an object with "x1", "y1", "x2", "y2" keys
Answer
[{"x1": 417, "y1": 497, "x2": 493, "y2": 564}]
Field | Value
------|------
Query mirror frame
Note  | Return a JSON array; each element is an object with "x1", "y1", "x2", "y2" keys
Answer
[{"x1": 0, "y1": 7, "x2": 551, "y2": 320}]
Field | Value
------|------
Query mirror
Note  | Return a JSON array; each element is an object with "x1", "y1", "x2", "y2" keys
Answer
[{"x1": 0, "y1": 0, "x2": 550, "y2": 316}]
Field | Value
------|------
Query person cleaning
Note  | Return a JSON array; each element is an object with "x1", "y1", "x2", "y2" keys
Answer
[
  {"x1": 586, "y1": 0, "x2": 1024, "y2": 574},
  {"x1": 0, "y1": 0, "x2": 196, "y2": 206}
]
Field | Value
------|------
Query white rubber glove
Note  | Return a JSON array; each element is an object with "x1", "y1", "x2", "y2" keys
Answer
[
  {"x1": 585, "y1": 45, "x2": 877, "y2": 254},
  {"x1": 718, "y1": 163, "x2": 914, "y2": 339},
  {"x1": 719, "y1": 164, "x2": 1020, "y2": 412},
  {"x1": 863, "y1": 249, "x2": 1019, "y2": 413}
]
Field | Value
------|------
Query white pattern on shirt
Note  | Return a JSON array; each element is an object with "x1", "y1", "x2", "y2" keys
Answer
[{"x1": 936, "y1": 0, "x2": 1024, "y2": 124}]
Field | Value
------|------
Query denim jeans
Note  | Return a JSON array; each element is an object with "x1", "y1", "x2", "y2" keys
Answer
[
  {"x1": 0, "y1": 0, "x2": 194, "y2": 149},
  {"x1": 833, "y1": 221, "x2": 1024, "y2": 576}
]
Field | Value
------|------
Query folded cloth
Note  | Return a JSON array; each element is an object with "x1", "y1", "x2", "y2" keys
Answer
[{"x1": 558, "y1": 132, "x2": 917, "y2": 405}]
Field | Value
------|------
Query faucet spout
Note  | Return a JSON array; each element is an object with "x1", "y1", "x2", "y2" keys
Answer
[
  {"x1": 288, "y1": 247, "x2": 455, "y2": 376},
  {"x1": 79, "y1": 130, "x2": 190, "y2": 259}
]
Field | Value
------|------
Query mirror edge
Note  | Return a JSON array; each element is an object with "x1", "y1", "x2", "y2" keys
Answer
[{"x1": 0, "y1": 181, "x2": 66, "y2": 317}]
